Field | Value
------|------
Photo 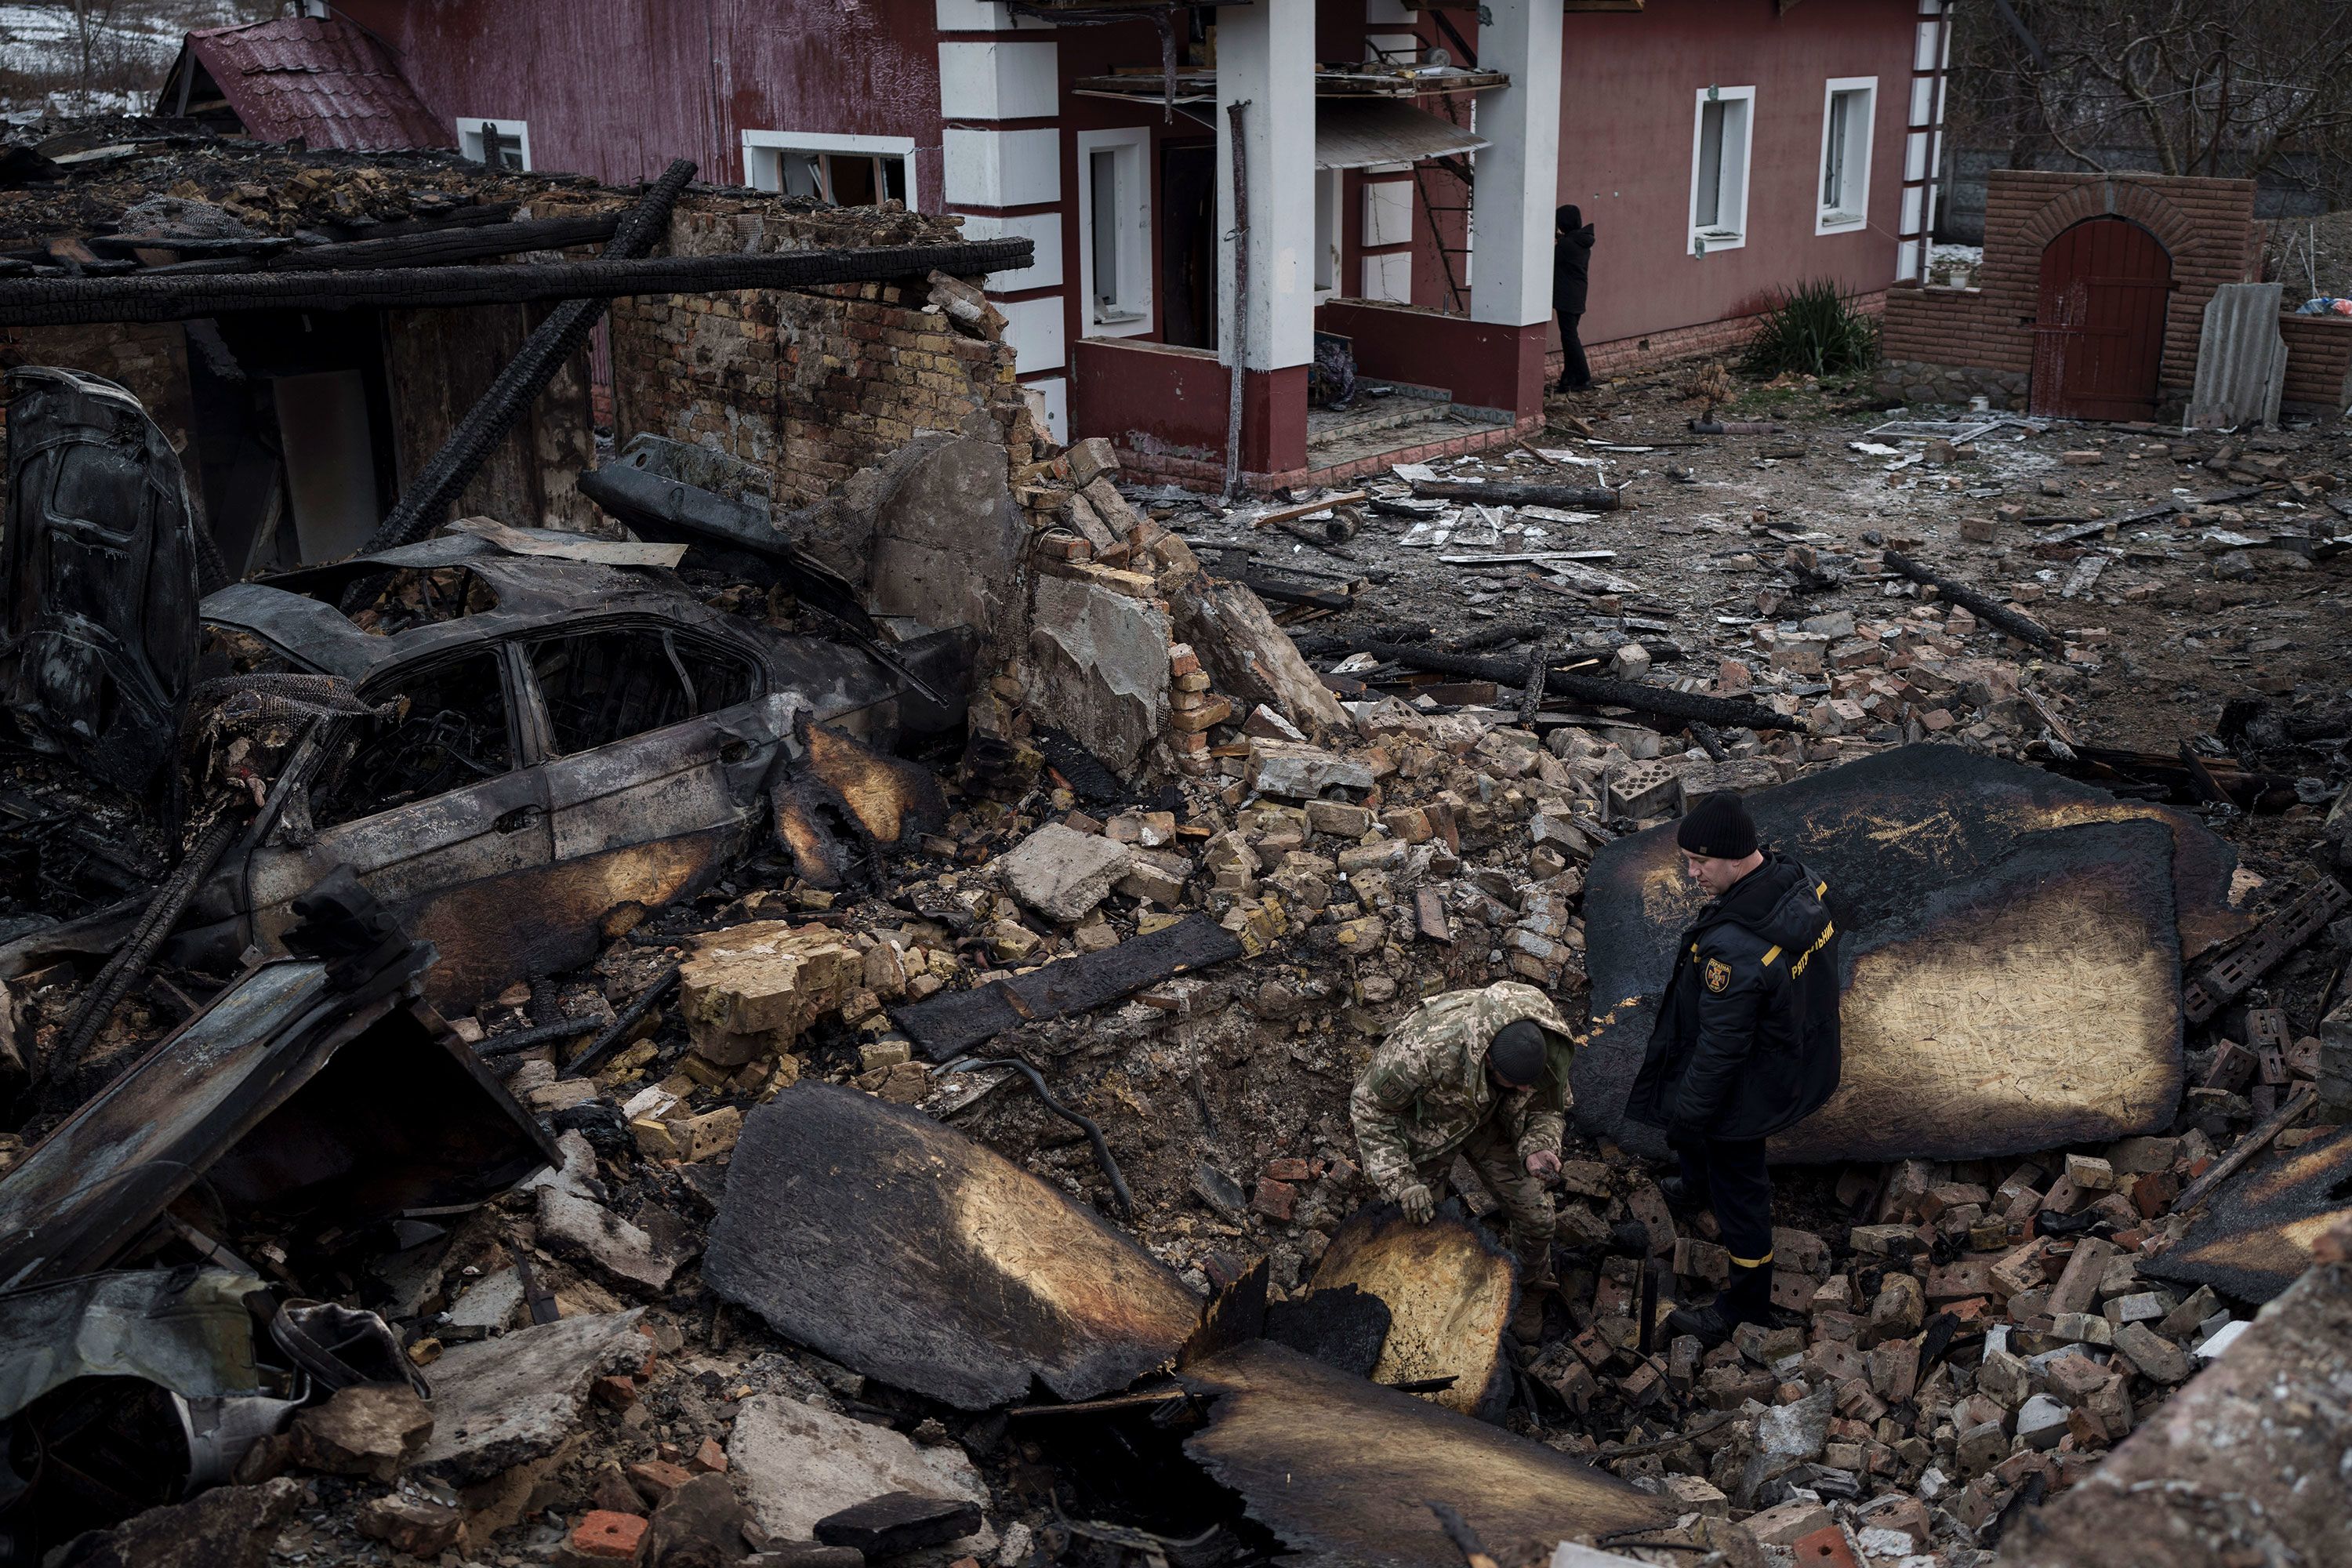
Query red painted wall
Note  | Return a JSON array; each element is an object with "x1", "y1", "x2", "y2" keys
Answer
[
  {"x1": 1315, "y1": 300, "x2": 1541, "y2": 416},
  {"x1": 333, "y1": 0, "x2": 949, "y2": 201},
  {"x1": 1556, "y1": 0, "x2": 1915, "y2": 347}
]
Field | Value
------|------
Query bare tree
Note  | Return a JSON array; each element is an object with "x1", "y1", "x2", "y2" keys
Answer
[{"x1": 1956, "y1": 0, "x2": 2352, "y2": 205}]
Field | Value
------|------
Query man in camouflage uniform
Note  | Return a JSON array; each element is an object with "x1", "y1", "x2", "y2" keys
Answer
[{"x1": 1350, "y1": 981, "x2": 1577, "y2": 1341}]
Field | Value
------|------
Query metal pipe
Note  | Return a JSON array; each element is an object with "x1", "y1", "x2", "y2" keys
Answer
[{"x1": 1222, "y1": 99, "x2": 1250, "y2": 503}]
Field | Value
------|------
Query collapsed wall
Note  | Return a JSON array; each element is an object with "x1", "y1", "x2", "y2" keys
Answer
[{"x1": 608, "y1": 197, "x2": 1038, "y2": 510}]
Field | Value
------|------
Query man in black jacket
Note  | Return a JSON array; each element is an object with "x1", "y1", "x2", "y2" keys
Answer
[
  {"x1": 1553, "y1": 205, "x2": 1593, "y2": 392},
  {"x1": 1625, "y1": 792, "x2": 1842, "y2": 1346}
]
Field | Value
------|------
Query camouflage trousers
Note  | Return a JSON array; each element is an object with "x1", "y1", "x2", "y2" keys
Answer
[{"x1": 1419, "y1": 1117, "x2": 1556, "y2": 1289}]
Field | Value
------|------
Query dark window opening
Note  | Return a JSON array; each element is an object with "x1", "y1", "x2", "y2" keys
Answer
[
  {"x1": 313, "y1": 652, "x2": 513, "y2": 828},
  {"x1": 529, "y1": 629, "x2": 758, "y2": 753}
]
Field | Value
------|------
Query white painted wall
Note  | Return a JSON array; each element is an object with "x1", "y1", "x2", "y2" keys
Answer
[
  {"x1": 1468, "y1": 0, "x2": 1563, "y2": 326},
  {"x1": 956, "y1": 211, "x2": 1065, "y2": 291},
  {"x1": 1215, "y1": 0, "x2": 1316, "y2": 372},
  {"x1": 942, "y1": 126, "x2": 1060, "y2": 209},
  {"x1": 938, "y1": 41, "x2": 1059, "y2": 120}
]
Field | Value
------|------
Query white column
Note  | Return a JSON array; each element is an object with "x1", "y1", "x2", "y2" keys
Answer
[
  {"x1": 1468, "y1": 0, "x2": 1563, "y2": 328},
  {"x1": 1215, "y1": 0, "x2": 1316, "y2": 373},
  {"x1": 938, "y1": 20, "x2": 1066, "y2": 437}
]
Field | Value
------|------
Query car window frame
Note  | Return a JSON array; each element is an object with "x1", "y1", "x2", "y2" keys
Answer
[
  {"x1": 510, "y1": 615, "x2": 770, "y2": 762},
  {"x1": 296, "y1": 641, "x2": 534, "y2": 833}
]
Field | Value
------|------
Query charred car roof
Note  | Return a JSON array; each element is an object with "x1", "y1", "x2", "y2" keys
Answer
[{"x1": 201, "y1": 528, "x2": 892, "y2": 701}]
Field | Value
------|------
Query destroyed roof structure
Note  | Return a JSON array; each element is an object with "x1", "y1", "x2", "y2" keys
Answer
[{"x1": 157, "y1": 16, "x2": 449, "y2": 153}]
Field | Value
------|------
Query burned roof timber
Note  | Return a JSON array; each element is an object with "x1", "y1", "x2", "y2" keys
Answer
[{"x1": 0, "y1": 238, "x2": 1036, "y2": 328}]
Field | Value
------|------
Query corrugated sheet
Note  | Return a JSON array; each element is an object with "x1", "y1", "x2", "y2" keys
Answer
[
  {"x1": 2186, "y1": 281, "x2": 2288, "y2": 430},
  {"x1": 186, "y1": 16, "x2": 448, "y2": 153},
  {"x1": 1315, "y1": 100, "x2": 1486, "y2": 172}
]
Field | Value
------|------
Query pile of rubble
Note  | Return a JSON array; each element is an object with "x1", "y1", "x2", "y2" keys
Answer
[{"x1": 0, "y1": 272, "x2": 2347, "y2": 1568}]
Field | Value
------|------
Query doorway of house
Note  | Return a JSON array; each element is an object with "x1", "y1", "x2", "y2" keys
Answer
[
  {"x1": 1161, "y1": 142, "x2": 1217, "y2": 350},
  {"x1": 2029, "y1": 217, "x2": 2173, "y2": 420}
]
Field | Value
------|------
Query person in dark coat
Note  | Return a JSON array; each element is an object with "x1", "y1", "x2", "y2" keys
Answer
[
  {"x1": 1624, "y1": 792, "x2": 1842, "y2": 1346},
  {"x1": 1552, "y1": 205, "x2": 1594, "y2": 392}
]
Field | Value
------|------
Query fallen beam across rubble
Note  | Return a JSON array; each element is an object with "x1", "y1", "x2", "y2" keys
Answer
[
  {"x1": 1409, "y1": 480, "x2": 1623, "y2": 511},
  {"x1": 891, "y1": 913, "x2": 1245, "y2": 1061},
  {"x1": 1881, "y1": 550, "x2": 2064, "y2": 652},
  {"x1": 0, "y1": 238, "x2": 1038, "y2": 327},
  {"x1": 1359, "y1": 641, "x2": 1795, "y2": 731}
]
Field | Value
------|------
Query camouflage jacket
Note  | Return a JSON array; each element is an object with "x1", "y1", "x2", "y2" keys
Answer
[{"x1": 1349, "y1": 982, "x2": 1577, "y2": 1200}]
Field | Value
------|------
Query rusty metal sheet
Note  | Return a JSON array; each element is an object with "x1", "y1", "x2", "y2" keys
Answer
[
  {"x1": 704, "y1": 1083, "x2": 1203, "y2": 1409},
  {"x1": 893, "y1": 914, "x2": 1246, "y2": 1062},
  {"x1": 1577, "y1": 747, "x2": 2224, "y2": 1164},
  {"x1": 1307, "y1": 1203, "x2": 1515, "y2": 1421},
  {"x1": 2143, "y1": 1126, "x2": 2352, "y2": 1304},
  {"x1": 1178, "y1": 1341, "x2": 1665, "y2": 1568}
]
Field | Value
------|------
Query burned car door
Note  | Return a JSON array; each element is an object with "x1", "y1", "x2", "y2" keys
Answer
[
  {"x1": 0, "y1": 367, "x2": 201, "y2": 796},
  {"x1": 524, "y1": 622, "x2": 793, "y2": 947},
  {"x1": 242, "y1": 645, "x2": 557, "y2": 1006}
]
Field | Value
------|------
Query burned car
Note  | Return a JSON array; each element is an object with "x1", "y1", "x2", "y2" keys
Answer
[{"x1": 0, "y1": 368, "x2": 961, "y2": 1015}]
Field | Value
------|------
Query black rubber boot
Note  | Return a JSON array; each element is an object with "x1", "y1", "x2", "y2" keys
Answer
[
  {"x1": 1658, "y1": 1175, "x2": 1709, "y2": 1218},
  {"x1": 1663, "y1": 1261, "x2": 1774, "y2": 1349}
]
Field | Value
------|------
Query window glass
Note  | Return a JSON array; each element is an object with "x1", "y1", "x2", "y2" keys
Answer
[
  {"x1": 530, "y1": 628, "x2": 758, "y2": 754},
  {"x1": 1697, "y1": 101, "x2": 1726, "y2": 228},
  {"x1": 313, "y1": 652, "x2": 512, "y2": 827}
]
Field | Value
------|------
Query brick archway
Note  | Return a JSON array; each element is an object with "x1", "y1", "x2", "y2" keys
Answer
[{"x1": 2015, "y1": 177, "x2": 2205, "y2": 270}]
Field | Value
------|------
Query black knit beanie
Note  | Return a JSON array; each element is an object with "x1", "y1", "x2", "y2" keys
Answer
[
  {"x1": 1676, "y1": 792, "x2": 1758, "y2": 860},
  {"x1": 1487, "y1": 1019, "x2": 1549, "y2": 1087}
]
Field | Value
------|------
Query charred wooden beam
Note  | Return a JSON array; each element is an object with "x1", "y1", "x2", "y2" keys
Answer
[
  {"x1": 363, "y1": 158, "x2": 700, "y2": 551},
  {"x1": 1410, "y1": 478, "x2": 1621, "y2": 510},
  {"x1": 1880, "y1": 549, "x2": 2063, "y2": 652},
  {"x1": 0, "y1": 236, "x2": 1038, "y2": 327},
  {"x1": 1360, "y1": 639, "x2": 1794, "y2": 731},
  {"x1": 137, "y1": 213, "x2": 624, "y2": 275}
]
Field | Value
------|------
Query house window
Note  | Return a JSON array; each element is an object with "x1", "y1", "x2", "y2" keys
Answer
[
  {"x1": 741, "y1": 131, "x2": 918, "y2": 209},
  {"x1": 1314, "y1": 169, "x2": 1341, "y2": 298},
  {"x1": 1687, "y1": 85, "x2": 1755, "y2": 254},
  {"x1": 1817, "y1": 78, "x2": 1876, "y2": 234},
  {"x1": 458, "y1": 118, "x2": 531, "y2": 172},
  {"x1": 1076, "y1": 129, "x2": 1152, "y2": 338}
]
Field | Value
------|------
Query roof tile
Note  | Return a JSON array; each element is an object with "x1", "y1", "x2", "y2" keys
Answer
[{"x1": 184, "y1": 16, "x2": 447, "y2": 152}]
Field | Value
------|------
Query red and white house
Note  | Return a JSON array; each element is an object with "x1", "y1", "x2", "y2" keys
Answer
[{"x1": 176, "y1": 0, "x2": 1951, "y2": 490}]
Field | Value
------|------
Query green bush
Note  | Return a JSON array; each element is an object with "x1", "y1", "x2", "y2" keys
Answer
[{"x1": 1740, "y1": 280, "x2": 1881, "y2": 378}]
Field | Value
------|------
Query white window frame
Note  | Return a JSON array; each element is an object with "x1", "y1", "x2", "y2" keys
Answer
[
  {"x1": 740, "y1": 129, "x2": 920, "y2": 211},
  {"x1": 1313, "y1": 167, "x2": 1344, "y2": 301},
  {"x1": 1075, "y1": 127, "x2": 1153, "y2": 339},
  {"x1": 457, "y1": 117, "x2": 532, "y2": 172},
  {"x1": 1816, "y1": 77, "x2": 1877, "y2": 235},
  {"x1": 1686, "y1": 85, "x2": 1755, "y2": 256}
]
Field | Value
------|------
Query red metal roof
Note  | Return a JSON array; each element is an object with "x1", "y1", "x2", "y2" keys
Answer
[{"x1": 181, "y1": 17, "x2": 448, "y2": 153}]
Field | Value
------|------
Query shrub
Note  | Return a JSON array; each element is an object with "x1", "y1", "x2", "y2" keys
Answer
[{"x1": 1741, "y1": 280, "x2": 1881, "y2": 378}]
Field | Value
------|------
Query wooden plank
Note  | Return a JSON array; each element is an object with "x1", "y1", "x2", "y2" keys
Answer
[
  {"x1": 1251, "y1": 490, "x2": 1368, "y2": 528},
  {"x1": 891, "y1": 914, "x2": 1246, "y2": 1060}
]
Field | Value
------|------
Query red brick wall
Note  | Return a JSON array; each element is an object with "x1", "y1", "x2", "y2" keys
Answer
[
  {"x1": 1882, "y1": 169, "x2": 2260, "y2": 402},
  {"x1": 2281, "y1": 313, "x2": 2352, "y2": 416},
  {"x1": 610, "y1": 199, "x2": 1033, "y2": 509}
]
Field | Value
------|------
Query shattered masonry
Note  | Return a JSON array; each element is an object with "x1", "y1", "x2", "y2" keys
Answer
[{"x1": 0, "y1": 112, "x2": 2348, "y2": 1568}]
